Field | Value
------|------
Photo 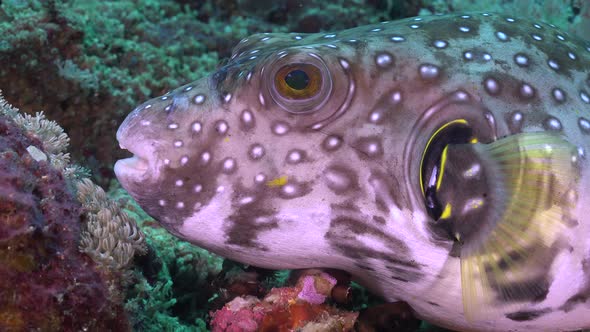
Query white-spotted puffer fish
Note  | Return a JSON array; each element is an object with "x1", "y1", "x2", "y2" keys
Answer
[{"x1": 114, "y1": 13, "x2": 590, "y2": 331}]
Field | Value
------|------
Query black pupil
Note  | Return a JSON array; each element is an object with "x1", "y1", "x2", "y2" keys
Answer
[{"x1": 285, "y1": 69, "x2": 310, "y2": 90}]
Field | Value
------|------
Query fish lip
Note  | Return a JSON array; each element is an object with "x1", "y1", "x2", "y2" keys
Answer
[
  {"x1": 114, "y1": 149, "x2": 151, "y2": 183},
  {"x1": 114, "y1": 155, "x2": 149, "y2": 179},
  {"x1": 114, "y1": 139, "x2": 155, "y2": 183}
]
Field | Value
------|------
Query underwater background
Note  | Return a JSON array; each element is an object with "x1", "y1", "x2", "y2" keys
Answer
[{"x1": 0, "y1": 0, "x2": 588, "y2": 331}]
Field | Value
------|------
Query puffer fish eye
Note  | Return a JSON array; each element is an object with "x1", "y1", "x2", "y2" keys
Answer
[
  {"x1": 419, "y1": 119, "x2": 474, "y2": 220},
  {"x1": 268, "y1": 53, "x2": 333, "y2": 114},
  {"x1": 274, "y1": 64, "x2": 322, "y2": 99}
]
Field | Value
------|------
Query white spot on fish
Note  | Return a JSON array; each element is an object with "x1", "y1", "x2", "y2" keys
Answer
[
  {"x1": 463, "y1": 164, "x2": 481, "y2": 178},
  {"x1": 180, "y1": 156, "x2": 189, "y2": 165},
  {"x1": 200, "y1": 151, "x2": 211, "y2": 165},
  {"x1": 552, "y1": 88, "x2": 566, "y2": 103},
  {"x1": 544, "y1": 117, "x2": 562, "y2": 131},
  {"x1": 548, "y1": 59, "x2": 560, "y2": 70},
  {"x1": 484, "y1": 77, "x2": 500, "y2": 95},
  {"x1": 568, "y1": 52, "x2": 577, "y2": 60},
  {"x1": 323, "y1": 135, "x2": 342, "y2": 151},
  {"x1": 375, "y1": 53, "x2": 394, "y2": 68},
  {"x1": 369, "y1": 110, "x2": 383, "y2": 123},
  {"x1": 254, "y1": 173, "x2": 266, "y2": 184},
  {"x1": 433, "y1": 40, "x2": 448, "y2": 49},
  {"x1": 391, "y1": 90, "x2": 402, "y2": 103},
  {"x1": 495, "y1": 31, "x2": 508, "y2": 41},
  {"x1": 239, "y1": 196, "x2": 255, "y2": 205},
  {"x1": 519, "y1": 83, "x2": 535, "y2": 98},
  {"x1": 223, "y1": 93, "x2": 232, "y2": 103},
  {"x1": 339, "y1": 58, "x2": 350, "y2": 70},
  {"x1": 514, "y1": 53, "x2": 529, "y2": 66},
  {"x1": 324, "y1": 167, "x2": 354, "y2": 193},
  {"x1": 215, "y1": 120, "x2": 229, "y2": 135},
  {"x1": 249, "y1": 144, "x2": 265, "y2": 160},
  {"x1": 286, "y1": 150, "x2": 305, "y2": 164},
  {"x1": 192, "y1": 121, "x2": 202, "y2": 133},
  {"x1": 222, "y1": 158, "x2": 236, "y2": 173},
  {"x1": 580, "y1": 91, "x2": 590, "y2": 104},
  {"x1": 258, "y1": 92, "x2": 266, "y2": 106},
  {"x1": 241, "y1": 109, "x2": 255, "y2": 128},
  {"x1": 272, "y1": 121, "x2": 290, "y2": 136},
  {"x1": 194, "y1": 94, "x2": 205, "y2": 105},
  {"x1": 419, "y1": 64, "x2": 440, "y2": 80}
]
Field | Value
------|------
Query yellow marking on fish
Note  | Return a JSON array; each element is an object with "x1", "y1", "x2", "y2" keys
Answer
[
  {"x1": 420, "y1": 119, "x2": 469, "y2": 196},
  {"x1": 224, "y1": 137, "x2": 230, "y2": 142},
  {"x1": 266, "y1": 175, "x2": 288, "y2": 187},
  {"x1": 436, "y1": 145, "x2": 449, "y2": 191},
  {"x1": 440, "y1": 203, "x2": 452, "y2": 220}
]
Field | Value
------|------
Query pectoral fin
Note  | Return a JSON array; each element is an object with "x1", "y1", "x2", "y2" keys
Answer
[{"x1": 433, "y1": 132, "x2": 581, "y2": 320}]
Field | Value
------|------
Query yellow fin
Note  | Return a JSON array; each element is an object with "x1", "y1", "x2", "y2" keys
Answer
[{"x1": 451, "y1": 132, "x2": 581, "y2": 320}]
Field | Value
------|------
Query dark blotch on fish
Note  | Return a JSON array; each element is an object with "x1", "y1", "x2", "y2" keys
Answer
[{"x1": 506, "y1": 308, "x2": 551, "y2": 321}]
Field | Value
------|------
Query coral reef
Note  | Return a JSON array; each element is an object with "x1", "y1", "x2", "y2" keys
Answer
[
  {"x1": 0, "y1": 93, "x2": 149, "y2": 330},
  {"x1": 0, "y1": 106, "x2": 128, "y2": 330},
  {"x1": 210, "y1": 270, "x2": 358, "y2": 332},
  {"x1": 78, "y1": 178, "x2": 147, "y2": 270}
]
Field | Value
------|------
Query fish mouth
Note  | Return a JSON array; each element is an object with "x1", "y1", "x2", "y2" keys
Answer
[{"x1": 114, "y1": 142, "x2": 153, "y2": 182}]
